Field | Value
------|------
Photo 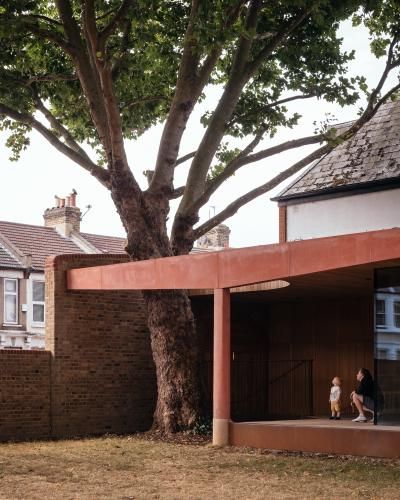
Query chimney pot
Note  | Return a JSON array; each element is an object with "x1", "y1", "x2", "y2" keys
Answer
[
  {"x1": 44, "y1": 192, "x2": 82, "y2": 234},
  {"x1": 70, "y1": 190, "x2": 77, "y2": 207}
]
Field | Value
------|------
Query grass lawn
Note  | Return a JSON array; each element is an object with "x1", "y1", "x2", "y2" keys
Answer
[{"x1": 0, "y1": 434, "x2": 399, "y2": 499}]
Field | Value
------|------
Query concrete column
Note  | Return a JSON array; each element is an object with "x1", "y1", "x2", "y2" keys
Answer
[{"x1": 213, "y1": 287, "x2": 231, "y2": 446}]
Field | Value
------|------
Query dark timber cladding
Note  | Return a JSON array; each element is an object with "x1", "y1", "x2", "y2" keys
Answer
[
  {"x1": 273, "y1": 100, "x2": 400, "y2": 204},
  {"x1": 193, "y1": 294, "x2": 372, "y2": 421}
]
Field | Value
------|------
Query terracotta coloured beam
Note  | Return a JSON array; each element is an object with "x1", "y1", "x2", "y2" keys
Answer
[
  {"x1": 67, "y1": 228, "x2": 400, "y2": 291},
  {"x1": 213, "y1": 288, "x2": 231, "y2": 446}
]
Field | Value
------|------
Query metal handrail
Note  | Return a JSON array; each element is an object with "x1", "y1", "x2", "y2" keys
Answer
[{"x1": 268, "y1": 360, "x2": 311, "y2": 385}]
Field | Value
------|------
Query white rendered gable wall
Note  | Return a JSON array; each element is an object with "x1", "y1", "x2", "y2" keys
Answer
[{"x1": 286, "y1": 187, "x2": 400, "y2": 241}]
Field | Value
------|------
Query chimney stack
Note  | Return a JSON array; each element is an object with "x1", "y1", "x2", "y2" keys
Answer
[
  {"x1": 44, "y1": 190, "x2": 81, "y2": 236},
  {"x1": 196, "y1": 224, "x2": 231, "y2": 250}
]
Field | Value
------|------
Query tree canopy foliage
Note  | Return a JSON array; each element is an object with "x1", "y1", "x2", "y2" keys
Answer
[{"x1": 1, "y1": 2, "x2": 398, "y2": 247}]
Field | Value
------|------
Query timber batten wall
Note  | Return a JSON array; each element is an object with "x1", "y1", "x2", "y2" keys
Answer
[{"x1": 193, "y1": 296, "x2": 374, "y2": 420}]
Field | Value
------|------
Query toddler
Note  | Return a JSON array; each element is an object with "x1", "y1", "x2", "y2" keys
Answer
[{"x1": 329, "y1": 376, "x2": 342, "y2": 420}]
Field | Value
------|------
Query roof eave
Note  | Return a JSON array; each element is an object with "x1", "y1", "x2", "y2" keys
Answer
[{"x1": 272, "y1": 177, "x2": 400, "y2": 206}]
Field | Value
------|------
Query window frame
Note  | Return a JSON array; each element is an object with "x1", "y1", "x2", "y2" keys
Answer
[
  {"x1": 3, "y1": 278, "x2": 18, "y2": 325},
  {"x1": 393, "y1": 300, "x2": 400, "y2": 329},
  {"x1": 377, "y1": 348, "x2": 388, "y2": 360},
  {"x1": 375, "y1": 298, "x2": 386, "y2": 328},
  {"x1": 31, "y1": 280, "x2": 45, "y2": 326}
]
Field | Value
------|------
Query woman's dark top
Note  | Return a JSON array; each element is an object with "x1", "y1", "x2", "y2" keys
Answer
[{"x1": 355, "y1": 376, "x2": 374, "y2": 398}]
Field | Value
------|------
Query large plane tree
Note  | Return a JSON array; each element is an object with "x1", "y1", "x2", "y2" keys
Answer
[{"x1": 1, "y1": 0, "x2": 399, "y2": 432}]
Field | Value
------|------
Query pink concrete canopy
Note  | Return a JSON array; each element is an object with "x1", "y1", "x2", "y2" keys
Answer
[{"x1": 67, "y1": 228, "x2": 400, "y2": 291}]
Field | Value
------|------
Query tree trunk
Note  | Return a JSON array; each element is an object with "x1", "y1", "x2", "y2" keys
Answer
[
  {"x1": 111, "y1": 179, "x2": 202, "y2": 433},
  {"x1": 143, "y1": 289, "x2": 202, "y2": 432}
]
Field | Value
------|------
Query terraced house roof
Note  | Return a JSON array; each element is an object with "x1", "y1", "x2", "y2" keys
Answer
[
  {"x1": 0, "y1": 220, "x2": 126, "y2": 271},
  {"x1": 80, "y1": 232, "x2": 125, "y2": 254},
  {"x1": 0, "y1": 240, "x2": 22, "y2": 269},
  {"x1": 274, "y1": 100, "x2": 400, "y2": 202}
]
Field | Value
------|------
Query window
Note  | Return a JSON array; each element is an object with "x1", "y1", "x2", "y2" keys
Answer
[
  {"x1": 4, "y1": 278, "x2": 18, "y2": 324},
  {"x1": 32, "y1": 281, "x2": 45, "y2": 324},
  {"x1": 377, "y1": 348, "x2": 388, "y2": 360},
  {"x1": 394, "y1": 301, "x2": 400, "y2": 328},
  {"x1": 375, "y1": 299, "x2": 386, "y2": 327}
]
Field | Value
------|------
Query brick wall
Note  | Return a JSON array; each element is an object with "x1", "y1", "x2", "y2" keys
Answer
[
  {"x1": 45, "y1": 254, "x2": 156, "y2": 439},
  {"x1": 278, "y1": 206, "x2": 287, "y2": 243},
  {"x1": 0, "y1": 350, "x2": 51, "y2": 441}
]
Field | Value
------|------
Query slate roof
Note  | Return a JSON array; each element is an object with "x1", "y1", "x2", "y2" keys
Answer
[
  {"x1": 0, "y1": 221, "x2": 83, "y2": 270},
  {"x1": 80, "y1": 233, "x2": 125, "y2": 254},
  {"x1": 274, "y1": 100, "x2": 400, "y2": 202}
]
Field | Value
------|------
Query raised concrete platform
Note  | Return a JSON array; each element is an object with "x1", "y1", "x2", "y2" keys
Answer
[{"x1": 230, "y1": 418, "x2": 400, "y2": 458}]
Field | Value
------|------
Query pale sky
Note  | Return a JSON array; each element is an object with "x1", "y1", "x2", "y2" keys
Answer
[{"x1": 0, "y1": 21, "x2": 396, "y2": 248}]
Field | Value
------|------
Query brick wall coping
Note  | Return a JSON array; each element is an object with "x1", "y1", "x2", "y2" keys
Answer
[
  {"x1": 0, "y1": 349, "x2": 50, "y2": 356},
  {"x1": 45, "y1": 253, "x2": 129, "y2": 270}
]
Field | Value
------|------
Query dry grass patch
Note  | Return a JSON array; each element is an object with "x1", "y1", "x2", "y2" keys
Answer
[{"x1": 0, "y1": 434, "x2": 399, "y2": 499}]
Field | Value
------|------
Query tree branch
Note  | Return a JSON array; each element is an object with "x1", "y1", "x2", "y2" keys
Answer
[
  {"x1": 190, "y1": 133, "x2": 323, "y2": 213},
  {"x1": 149, "y1": 0, "x2": 248, "y2": 195},
  {"x1": 228, "y1": 93, "x2": 316, "y2": 129},
  {"x1": 55, "y1": 0, "x2": 113, "y2": 162},
  {"x1": 192, "y1": 143, "x2": 330, "y2": 239},
  {"x1": 82, "y1": 0, "x2": 131, "y2": 174},
  {"x1": 148, "y1": 0, "x2": 204, "y2": 194},
  {"x1": 352, "y1": 35, "x2": 400, "y2": 128},
  {"x1": 0, "y1": 103, "x2": 110, "y2": 188},
  {"x1": 331, "y1": 36, "x2": 400, "y2": 146},
  {"x1": 25, "y1": 73, "x2": 78, "y2": 85},
  {"x1": 176, "y1": 0, "x2": 263, "y2": 213},
  {"x1": 111, "y1": 18, "x2": 132, "y2": 78},
  {"x1": 245, "y1": 7, "x2": 314, "y2": 78},
  {"x1": 99, "y1": 0, "x2": 135, "y2": 46},
  {"x1": 169, "y1": 186, "x2": 185, "y2": 199},
  {"x1": 56, "y1": 0, "x2": 82, "y2": 42},
  {"x1": 175, "y1": 150, "x2": 196, "y2": 166},
  {"x1": 1, "y1": 14, "x2": 72, "y2": 54},
  {"x1": 120, "y1": 95, "x2": 169, "y2": 111},
  {"x1": 83, "y1": 0, "x2": 99, "y2": 55},
  {"x1": 196, "y1": 0, "x2": 247, "y2": 88},
  {"x1": 31, "y1": 88, "x2": 92, "y2": 161},
  {"x1": 96, "y1": 7, "x2": 119, "y2": 22},
  {"x1": 22, "y1": 14, "x2": 63, "y2": 28},
  {"x1": 176, "y1": 4, "x2": 314, "y2": 218}
]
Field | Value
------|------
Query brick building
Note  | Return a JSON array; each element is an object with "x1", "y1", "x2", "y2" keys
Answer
[{"x1": 0, "y1": 192, "x2": 126, "y2": 350}]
